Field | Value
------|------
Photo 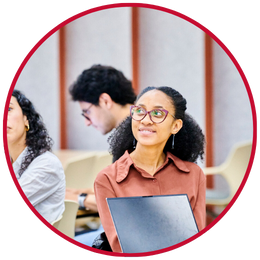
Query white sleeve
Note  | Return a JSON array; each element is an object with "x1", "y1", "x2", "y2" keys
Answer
[{"x1": 18, "y1": 153, "x2": 64, "y2": 207}]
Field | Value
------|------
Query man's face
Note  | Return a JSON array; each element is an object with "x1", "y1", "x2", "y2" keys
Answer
[{"x1": 79, "y1": 101, "x2": 115, "y2": 135}]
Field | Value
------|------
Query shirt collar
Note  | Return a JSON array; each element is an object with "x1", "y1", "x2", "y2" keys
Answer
[
  {"x1": 12, "y1": 147, "x2": 28, "y2": 177},
  {"x1": 116, "y1": 150, "x2": 190, "y2": 183}
]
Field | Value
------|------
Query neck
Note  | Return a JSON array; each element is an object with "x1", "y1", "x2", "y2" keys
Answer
[
  {"x1": 8, "y1": 142, "x2": 26, "y2": 163},
  {"x1": 113, "y1": 103, "x2": 132, "y2": 128},
  {"x1": 130, "y1": 144, "x2": 166, "y2": 176}
]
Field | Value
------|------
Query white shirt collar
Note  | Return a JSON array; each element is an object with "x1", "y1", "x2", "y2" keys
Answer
[{"x1": 13, "y1": 147, "x2": 28, "y2": 178}]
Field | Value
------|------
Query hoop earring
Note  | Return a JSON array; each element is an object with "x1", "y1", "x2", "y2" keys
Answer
[
  {"x1": 25, "y1": 124, "x2": 30, "y2": 132},
  {"x1": 172, "y1": 134, "x2": 175, "y2": 149}
]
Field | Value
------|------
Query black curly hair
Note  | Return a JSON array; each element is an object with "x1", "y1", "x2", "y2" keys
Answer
[
  {"x1": 108, "y1": 86, "x2": 205, "y2": 163},
  {"x1": 12, "y1": 90, "x2": 53, "y2": 176},
  {"x1": 69, "y1": 64, "x2": 136, "y2": 106}
]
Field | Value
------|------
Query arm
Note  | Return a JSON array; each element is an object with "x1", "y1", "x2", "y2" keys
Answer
[
  {"x1": 18, "y1": 154, "x2": 65, "y2": 206},
  {"x1": 94, "y1": 172, "x2": 122, "y2": 253},
  {"x1": 66, "y1": 187, "x2": 95, "y2": 194},
  {"x1": 193, "y1": 169, "x2": 206, "y2": 231},
  {"x1": 65, "y1": 188, "x2": 98, "y2": 212}
]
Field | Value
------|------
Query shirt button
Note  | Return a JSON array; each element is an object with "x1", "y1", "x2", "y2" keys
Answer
[{"x1": 152, "y1": 179, "x2": 157, "y2": 183}]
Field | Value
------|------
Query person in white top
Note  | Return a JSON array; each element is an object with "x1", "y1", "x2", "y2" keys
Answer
[{"x1": 7, "y1": 89, "x2": 65, "y2": 223}]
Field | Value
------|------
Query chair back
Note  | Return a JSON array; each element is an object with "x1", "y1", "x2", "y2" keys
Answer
[
  {"x1": 221, "y1": 141, "x2": 252, "y2": 198},
  {"x1": 51, "y1": 214, "x2": 63, "y2": 229},
  {"x1": 92, "y1": 151, "x2": 113, "y2": 178},
  {"x1": 64, "y1": 153, "x2": 96, "y2": 189},
  {"x1": 55, "y1": 200, "x2": 79, "y2": 238}
]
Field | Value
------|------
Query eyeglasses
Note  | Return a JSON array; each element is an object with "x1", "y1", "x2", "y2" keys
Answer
[
  {"x1": 81, "y1": 103, "x2": 93, "y2": 121},
  {"x1": 130, "y1": 105, "x2": 175, "y2": 124}
]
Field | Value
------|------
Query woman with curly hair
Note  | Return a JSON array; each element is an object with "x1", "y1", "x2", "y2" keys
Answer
[
  {"x1": 7, "y1": 89, "x2": 65, "y2": 223},
  {"x1": 94, "y1": 86, "x2": 206, "y2": 252}
]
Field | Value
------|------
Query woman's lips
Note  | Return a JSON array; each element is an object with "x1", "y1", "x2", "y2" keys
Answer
[{"x1": 138, "y1": 128, "x2": 156, "y2": 135}]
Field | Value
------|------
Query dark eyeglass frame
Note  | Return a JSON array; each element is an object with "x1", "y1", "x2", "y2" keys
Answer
[
  {"x1": 130, "y1": 105, "x2": 175, "y2": 124},
  {"x1": 81, "y1": 103, "x2": 93, "y2": 121}
]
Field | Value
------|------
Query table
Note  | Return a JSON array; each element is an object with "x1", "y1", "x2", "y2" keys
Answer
[
  {"x1": 77, "y1": 208, "x2": 99, "y2": 218},
  {"x1": 53, "y1": 149, "x2": 94, "y2": 169}
]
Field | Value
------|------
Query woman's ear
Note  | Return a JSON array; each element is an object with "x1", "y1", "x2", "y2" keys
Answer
[
  {"x1": 99, "y1": 93, "x2": 113, "y2": 110},
  {"x1": 23, "y1": 115, "x2": 29, "y2": 127},
  {"x1": 171, "y1": 119, "x2": 183, "y2": 135}
]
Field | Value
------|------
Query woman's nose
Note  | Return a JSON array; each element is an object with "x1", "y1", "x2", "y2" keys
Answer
[{"x1": 140, "y1": 113, "x2": 153, "y2": 125}]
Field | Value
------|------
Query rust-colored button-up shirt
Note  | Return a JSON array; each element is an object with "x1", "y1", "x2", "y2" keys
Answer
[{"x1": 94, "y1": 151, "x2": 206, "y2": 253}]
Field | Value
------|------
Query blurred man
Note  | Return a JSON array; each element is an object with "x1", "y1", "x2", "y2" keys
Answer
[
  {"x1": 66, "y1": 65, "x2": 136, "y2": 246},
  {"x1": 69, "y1": 64, "x2": 136, "y2": 135}
]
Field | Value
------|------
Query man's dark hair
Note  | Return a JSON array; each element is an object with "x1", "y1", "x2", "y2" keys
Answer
[{"x1": 69, "y1": 65, "x2": 136, "y2": 106}]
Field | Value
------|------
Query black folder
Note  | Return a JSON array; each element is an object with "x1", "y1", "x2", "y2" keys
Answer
[{"x1": 106, "y1": 194, "x2": 199, "y2": 253}]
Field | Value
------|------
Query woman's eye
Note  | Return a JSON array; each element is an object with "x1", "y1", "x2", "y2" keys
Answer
[
  {"x1": 8, "y1": 107, "x2": 12, "y2": 111},
  {"x1": 151, "y1": 110, "x2": 164, "y2": 117},
  {"x1": 136, "y1": 108, "x2": 145, "y2": 114}
]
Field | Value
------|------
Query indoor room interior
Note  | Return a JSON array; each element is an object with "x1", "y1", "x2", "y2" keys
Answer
[{"x1": 10, "y1": 6, "x2": 254, "y2": 248}]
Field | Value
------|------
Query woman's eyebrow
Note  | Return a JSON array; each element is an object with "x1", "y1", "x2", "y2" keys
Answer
[{"x1": 137, "y1": 104, "x2": 164, "y2": 109}]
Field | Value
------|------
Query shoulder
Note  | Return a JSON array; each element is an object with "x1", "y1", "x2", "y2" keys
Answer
[
  {"x1": 183, "y1": 160, "x2": 203, "y2": 171},
  {"x1": 29, "y1": 151, "x2": 64, "y2": 176},
  {"x1": 95, "y1": 151, "x2": 132, "y2": 184},
  {"x1": 95, "y1": 159, "x2": 118, "y2": 183},
  {"x1": 33, "y1": 151, "x2": 62, "y2": 165},
  {"x1": 168, "y1": 152, "x2": 205, "y2": 180},
  {"x1": 182, "y1": 160, "x2": 206, "y2": 183}
]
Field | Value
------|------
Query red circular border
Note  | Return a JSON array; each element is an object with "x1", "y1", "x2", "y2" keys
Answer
[{"x1": 2, "y1": 3, "x2": 257, "y2": 257}]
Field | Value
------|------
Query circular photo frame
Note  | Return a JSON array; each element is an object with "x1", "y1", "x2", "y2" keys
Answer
[{"x1": 0, "y1": 0, "x2": 259, "y2": 259}]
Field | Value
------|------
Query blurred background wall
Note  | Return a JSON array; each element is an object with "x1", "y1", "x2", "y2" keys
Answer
[
  {"x1": 15, "y1": 33, "x2": 61, "y2": 148},
  {"x1": 14, "y1": 6, "x2": 253, "y2": 171}
]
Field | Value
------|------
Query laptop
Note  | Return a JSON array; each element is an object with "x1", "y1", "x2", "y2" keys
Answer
[{"x1": 106, "y1": 194, "x2": 198, "y2": 253}]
